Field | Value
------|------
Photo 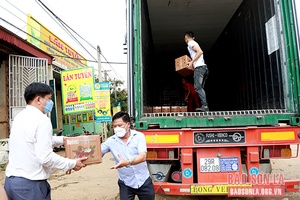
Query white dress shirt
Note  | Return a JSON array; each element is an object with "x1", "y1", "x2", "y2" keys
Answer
[{"x1": 5, "y1": 105, "x2": 76, "y2": 180}]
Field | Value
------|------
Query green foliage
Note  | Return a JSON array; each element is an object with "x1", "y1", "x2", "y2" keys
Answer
[{"x1": 109, "y1": 79, "x2": 128, "y2": 112}]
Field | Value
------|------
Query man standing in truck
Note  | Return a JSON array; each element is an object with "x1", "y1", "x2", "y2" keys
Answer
[{"x1": 184, "y1": 31, "x2": 209, "y2": 111}]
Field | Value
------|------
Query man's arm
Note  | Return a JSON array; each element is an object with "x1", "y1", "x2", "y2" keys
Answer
[
  {"x1": 191, "y1": 44, "x2": 203, "y2": 64},
  {"x1": 110, "y1": 152, "x2": 146, "y2": 169},
  {"x1": 128, "y1": 151, "x2": 147, "y2": 165},
  {"x1": 185, "y1": 87, "x2": 191, "y2": 101}
]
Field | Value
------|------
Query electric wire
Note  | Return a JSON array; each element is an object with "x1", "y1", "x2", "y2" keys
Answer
[
  {"x1": 35, "y1": 0, "x2": 97, "y2": 62},
  {"x1": 0, "y1": 1, "x2": 126, "y2": 80},
  {"x1": 0, "y1": 3, "x2": 88, "y2": 64},
  {"x1": 1, "y1": 1, "x2": 126, "y2": 82},
  {"x1": 36, "y1": 0, "x2": 125, "y2": 81},
  {"x1": 0, "y1": 16, "x2": 121, "y2": 81}
]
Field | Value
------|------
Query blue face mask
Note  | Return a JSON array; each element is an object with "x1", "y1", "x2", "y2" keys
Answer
[{"x1": 42, "y1": 99, "x2": 54, "y2": 113}]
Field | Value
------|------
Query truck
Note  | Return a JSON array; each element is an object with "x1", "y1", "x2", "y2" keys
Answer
[{"x1": 126, "y1": 0, "x2": 300, "y2": 197}]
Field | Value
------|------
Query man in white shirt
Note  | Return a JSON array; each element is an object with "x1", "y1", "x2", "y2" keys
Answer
[
  {"x1": 101, "y1": 111, "x2": 154, "y2": 200},
  {"x1": 185, "y1": 31, "x2": 209, "y2": 111},
  {"x1": 4, "y1": 82, "x2": 87, "y2": 200}
]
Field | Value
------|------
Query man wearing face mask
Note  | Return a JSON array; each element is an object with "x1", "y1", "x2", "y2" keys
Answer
[
  {"x1": 4, "y1": 82, "x2": 87, "y2": 200},
  {"x1": 101, "y1": 111, "x2": 154, "y2": 200}
]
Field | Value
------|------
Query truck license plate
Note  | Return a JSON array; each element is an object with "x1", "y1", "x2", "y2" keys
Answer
[{"x1": 200, "y1": 158, "x2": 220, "y2": 172}]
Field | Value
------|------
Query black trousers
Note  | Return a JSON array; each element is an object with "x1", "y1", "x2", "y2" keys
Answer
[{"x1": 118, "y1": 176, "x2": 155, "y2": 200}]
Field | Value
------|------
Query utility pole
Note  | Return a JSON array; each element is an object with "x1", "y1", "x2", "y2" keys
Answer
[
  {"x1": 114, "y1": 78, "x2": 117, "y2": 99},
  {"x1": 103, "y1": 70, "x2": 111, "y2": 82},
  {"x1": 97, "y1": 45, "x2": 107, "y2": 141},
  {"x1": 97, "y1": 45, "x2": 102, "y2": 82}
]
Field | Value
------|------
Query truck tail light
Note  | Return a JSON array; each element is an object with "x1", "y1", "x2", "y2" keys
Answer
[
  {"x1": 171, "y1": 171, "x2": 182, "y2": 182},
  {"x1": 263, "y1": 146, "x2": 291, "y2": 158},
  {"x1": 146, "y1": 148, "x2": 177, "y2": 159},
  {"x1": 147, "y1": 151, "x2": 158, "y2": 159}
]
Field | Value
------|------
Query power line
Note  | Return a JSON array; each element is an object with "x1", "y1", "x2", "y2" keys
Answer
[
  {"x1": 0, "y1": 0, "x2": 126, "y2": 73},
  {"x1": 1, "y1": 0, "x2": 127, "y2": 82},
  {"x1": 36, "y1": 0, "x2": 125, "y2": 81},
  {"x1": 35, "y1": 0, "x2": 97, "y2": 61},
  {"x1": 0, "y1": 3, "x2": 88, "y2": 65}
]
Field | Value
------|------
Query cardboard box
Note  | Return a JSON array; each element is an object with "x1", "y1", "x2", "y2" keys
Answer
[
  {"x1": 153, "y1": 106, "x2": 162, "y2": 113},
  {"x1": 180, "y1": 106, "x2": 188, "y2": 112},
  {"x1": 171, "y1": 106, "x2": 180, "y2": 112},
  {"x1": 175, "y1": 55, "x2": 194, "y2": 77},
  {"x1": 162, "y1": 106, "x2": 170, "y2": 113},
  {"x1": 64, "y1": 135, "x2": 102, "y2": 165},
  {"x1": 143, "y1": 106, "x2": 153, "y2": 113}
]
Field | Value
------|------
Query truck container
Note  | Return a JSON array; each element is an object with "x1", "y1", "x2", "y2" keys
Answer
[{"x1": 126, "y1": 0, "x2": 300, "y2": 197}]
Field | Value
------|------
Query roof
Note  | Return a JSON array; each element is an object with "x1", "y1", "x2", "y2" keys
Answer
[{"x1": 0, "y1": 25, "x2": 53, "y2": 64}]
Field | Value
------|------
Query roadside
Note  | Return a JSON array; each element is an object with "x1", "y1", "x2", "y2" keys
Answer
[{"x1": 0, "y1": 149, "x2": 299, "y2": 200}]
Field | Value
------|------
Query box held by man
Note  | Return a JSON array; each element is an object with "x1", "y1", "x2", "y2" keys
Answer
[
  {"x1": 64, "y1": 135, "x2": 102, "y2": 165},
  {"x1": 175, "y1": 55, "x2": 194, "y2": 77}
]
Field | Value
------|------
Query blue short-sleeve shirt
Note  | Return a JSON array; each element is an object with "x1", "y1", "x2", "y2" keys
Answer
[{"x1": 101, "y1": 129, "x2": 149, "y2": 189}]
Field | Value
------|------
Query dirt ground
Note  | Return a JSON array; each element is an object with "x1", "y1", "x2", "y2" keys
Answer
[{"x1": 0, "y1": 148, "x2": 300, "y2": 200}]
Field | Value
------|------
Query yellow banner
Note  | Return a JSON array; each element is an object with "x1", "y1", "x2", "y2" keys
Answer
[
  {"x1": 61, "y1": 67, "x2": 95, "y2": 114},
  {"x1": 191, "y1": 184, "x2": 252, "y2": 195},
  {"x1": 94, "y1": 82, "x2": 112, "y2": 122},
  {"x1": 27, "y1": 14, "x2": 87, "y2": 69},
  {"x1": 112, "y1": 103, "x2": 121, "y2": 116}
]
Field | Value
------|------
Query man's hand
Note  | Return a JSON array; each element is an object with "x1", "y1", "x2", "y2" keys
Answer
[
  {"x1": 74, "y1": 157, "x2": 88, "y2": 170},
  {"x1": 186, "y1": 62, "x2": 194, "y2": 70},
  {"x1": 66, "y1": 157, "x2": 88, "y2": 174},
  {"x1": 110, "y1": 154, "x2": 128, "y2": 169}
]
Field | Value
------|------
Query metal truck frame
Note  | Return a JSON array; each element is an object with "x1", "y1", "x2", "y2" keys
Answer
[{"x1": 126, "y1": 0, "x2": 300, "y2": 197}]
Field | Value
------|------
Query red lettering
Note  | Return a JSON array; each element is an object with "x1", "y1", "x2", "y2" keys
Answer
[
  {"x1": 63, "y1": 74, "x2": 73, "y2": 81},
  {"x1": 49, "y1": 35, "x2": 53, "y2": 42},
  {"x1": 257, "y1": 174, "x2": 263, "y2": 185},
  {"x1": 64, "y1": 47, "x2": 82, "y2": 62},
  {"x1": 250, "y1": 174, "x2": 257, "y2": 184},
  {"x1": 263, "y1": 173, "x2": 270, "y2": 184},
  {"x1": 228, "y1": 173, "x2": 247, "y2": 184}
]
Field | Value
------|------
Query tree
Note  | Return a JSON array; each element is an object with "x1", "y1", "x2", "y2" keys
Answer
[{"x1": 109, "y1": 79, "x2": 128, "y2": 112}]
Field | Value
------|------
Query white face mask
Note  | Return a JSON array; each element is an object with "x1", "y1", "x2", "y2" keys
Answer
[{"x1": 114, "y1": 127, "x2": 127, "y2": 138}]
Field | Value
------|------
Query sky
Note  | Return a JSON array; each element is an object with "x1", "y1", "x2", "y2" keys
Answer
[
  {"x1": 0, "y1": 0, "x2": 128, "y2": 86},
  {"x1": 0, "y1": 0, "x2": 300, "y2": 90}
]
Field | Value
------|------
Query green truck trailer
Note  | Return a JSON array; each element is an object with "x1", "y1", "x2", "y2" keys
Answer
[{"x1": 126, "y1": 0, "x2": 300, "y2": 197}]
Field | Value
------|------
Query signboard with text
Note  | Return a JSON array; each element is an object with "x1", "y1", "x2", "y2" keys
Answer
[
  {"x1": 94, "y1": 82, "x2": 112, "y2": 122},
  {"x1": 61, "y1": 67, "x2": 95, "y2": 114},
  {"x1": 27, "y1": 14, "x2": 87, "y2": 69}
]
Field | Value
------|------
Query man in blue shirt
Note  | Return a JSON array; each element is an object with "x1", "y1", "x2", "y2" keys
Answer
[{"x1": 101, "y1": 111, "x2": 154, "y2": 200}]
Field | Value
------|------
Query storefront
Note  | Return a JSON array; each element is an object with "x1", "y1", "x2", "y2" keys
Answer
[{"x1": 0, "y1": 26, "x2": 53, "y2": 138}]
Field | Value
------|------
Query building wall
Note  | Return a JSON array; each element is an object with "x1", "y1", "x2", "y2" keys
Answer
[
  {"x1": 0, "y1": 59, "x2": 9, "y2": 138},
  {"x1": 56, "y1": 90, "x2": 63, "y2": 130}
]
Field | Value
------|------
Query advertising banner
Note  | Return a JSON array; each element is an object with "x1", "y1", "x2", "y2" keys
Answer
[
  {"x1": 94, "y1": 82, "x2": 112, "y2": 122},
  {"x1": 112, "y1": 102, "x2": 121, "y2": 116},
  {"x1": 27, "y1": 14, "x2": 87, "y2": 69},
  {"x1": 61, "y1": 67, "x2": 95, "y2": 114}
]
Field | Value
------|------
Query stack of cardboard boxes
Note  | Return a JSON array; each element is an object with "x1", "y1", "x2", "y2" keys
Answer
[
  {"x1": 145, "y1": 106, "x2": 187, "y2": 113},
  {"x1": 142, "y1": 55, "x2": 193, "y2": 114}
]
